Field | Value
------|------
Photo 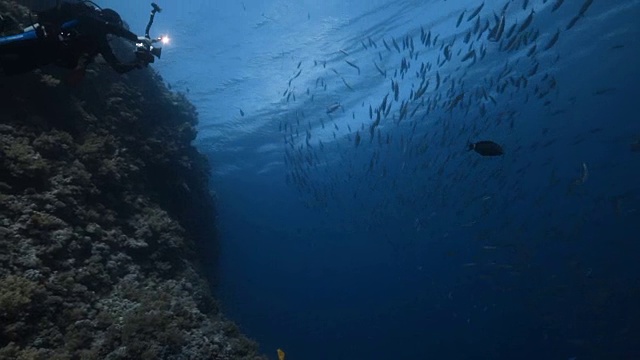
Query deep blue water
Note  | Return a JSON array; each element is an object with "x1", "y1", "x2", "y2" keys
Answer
[{"x1": 110, "y1": 0, "x2": 640, "y2": 358}]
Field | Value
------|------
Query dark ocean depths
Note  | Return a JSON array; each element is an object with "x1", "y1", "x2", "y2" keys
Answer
[{"x1": 115, "y1": 0, "x2": 640, "y2": 358}]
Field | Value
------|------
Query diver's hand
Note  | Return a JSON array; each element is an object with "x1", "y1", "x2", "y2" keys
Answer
[{"x1": 137, "y1": 36, "x2": 152, "y2": 47}]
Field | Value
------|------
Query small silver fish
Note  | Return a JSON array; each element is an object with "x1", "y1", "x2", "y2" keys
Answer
[{"x1": 326, "y1": 103, "x2": 342, "y2": 114}]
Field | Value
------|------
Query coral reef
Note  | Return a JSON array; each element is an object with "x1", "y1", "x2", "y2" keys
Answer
[{"x1": 0, "y1": 1, "x2": 265, "y2": 359}]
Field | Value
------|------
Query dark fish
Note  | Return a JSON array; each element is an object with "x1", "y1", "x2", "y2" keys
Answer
[
  {"x1": 444, "y1": 44, "x2": 452, "y2": 60},
  {"x1": 566, "y1": 15, "x2": 580, "y2": 30},
  {"x1": 456, "y1": 11, "x2": 465, "y2": 28},
  {"x1": 383, "y1": 39, "x2": 391, "y2": 51},
  {"x1": 449, "y1": 92, "x2": 465, "y2": 110},
  {"x1": 481, "y1": 18, "x2": 491, "y2": 34},
  {"x1": 578, "y1": 0, "x2": 594, "y2": 16},
  {"x1": 551, "y1": 0, "x2": 565, "y2": 12},
  {"x1": 593, "y1": 87, "x2": 616, "y2": 95},
  {"x1": 341, "y1": 77, "x2": 354, "y2": 91},
  {"x1": 463, "y1": 31, "x2": 472, "y2": 44},
  {"x1": 469, "y1": 140, "x2": 504, "y2": 156},
  {"x1": 392, "y1": 37, "x2": 401, "y2": 52},
  {"x1": 544, "y1": 29, "x2": 560, "y2": 50},
  {"x1": 461, "y1": 49, "x2": 476, "y2": 62},
  {"x1": 345, "y1": 60, "x2": 361, "y2": 75},
  {"x1": 526, "y1": 43, "x2": 537, "y2": 57},
  {"x1": 501, "y1": 2, "x2": 510, "y2": 14},
  {"x1": 492, "y1": 12, "x2": 500, "y2": 23},
  {"x1": 373, "y1": 61, "x2": 386, "y2": 77},
  {"x1": 467, "y1": 2, "x2": 484, "y2": 22},
  {"x1": 519, "y1": 9, "x2": 535, "y2": 33},
  {"x1": 631, "y1": 140, "x2": 640, "y2": 152}
]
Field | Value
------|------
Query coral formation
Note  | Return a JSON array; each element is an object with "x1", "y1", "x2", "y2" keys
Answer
[{"x1": 0, "y1": 1, "x2": 265, "y2": 359}]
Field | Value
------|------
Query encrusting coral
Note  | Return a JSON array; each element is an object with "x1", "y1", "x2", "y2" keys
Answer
[{"x1": 0, "y1": 1, "x2": 266, "y2": 359}]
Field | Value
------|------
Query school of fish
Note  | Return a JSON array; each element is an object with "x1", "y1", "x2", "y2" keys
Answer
[
  {"x1": 234, "y1": 0, "x2": 640, "y2": 264},
  {"x1": 249, "y1": 0, "x2": 636, "y2": 351},
  {"x1": 276, "y1": 0, "x2": 620, "y2": 215}
]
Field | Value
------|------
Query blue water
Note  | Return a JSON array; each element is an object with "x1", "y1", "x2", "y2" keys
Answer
[{"x1": 110, "y1": 0, "x2": 639, "y2": 358}]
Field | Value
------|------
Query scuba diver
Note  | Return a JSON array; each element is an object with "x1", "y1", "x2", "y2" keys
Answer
[{"x1": 0, "y1": 0, "x2": 164, "y2": 82}]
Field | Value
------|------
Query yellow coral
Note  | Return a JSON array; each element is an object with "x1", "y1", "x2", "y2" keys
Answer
[{"x1": 0, "y1": 275, "x2": 37, "y2": 315}]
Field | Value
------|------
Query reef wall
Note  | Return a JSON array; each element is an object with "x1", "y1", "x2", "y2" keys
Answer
[{"x1": 0, "y1": 1, "x2": 266, "y2": 359}]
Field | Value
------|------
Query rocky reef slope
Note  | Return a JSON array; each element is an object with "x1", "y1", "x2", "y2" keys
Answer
[{"x1": 0, "y1": 2, "x2": 265, "y2": 359}]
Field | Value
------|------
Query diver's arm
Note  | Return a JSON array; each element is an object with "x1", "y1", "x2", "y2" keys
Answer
[
  {"x1": 104, "y1": 22, "x2": 138, "y2": 43},
  {"x1": 97, "y1": 37, "x2": 140, "y2": 73},
  {"x1": 80, "y1": 13, "x2": 139, "y2": 43}
]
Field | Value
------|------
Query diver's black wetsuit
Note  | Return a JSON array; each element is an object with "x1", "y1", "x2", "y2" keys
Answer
[{"x1": 0, "y1": 2, "x2": 142, "y2": 75}]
